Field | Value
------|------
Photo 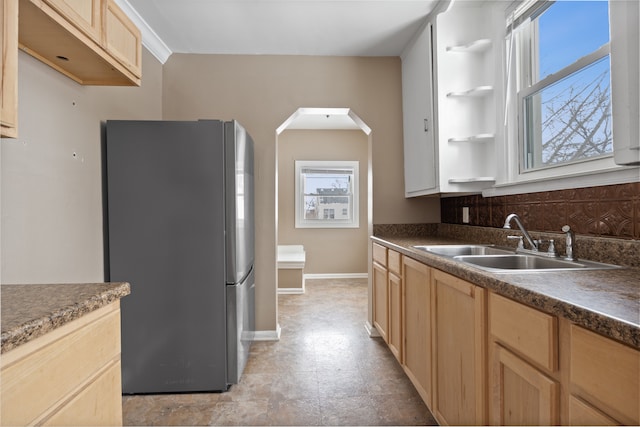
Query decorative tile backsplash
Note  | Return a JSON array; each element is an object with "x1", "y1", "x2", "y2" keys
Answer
[{"x1": 440, "y1": 182, "x2": 640, "y2": 240}]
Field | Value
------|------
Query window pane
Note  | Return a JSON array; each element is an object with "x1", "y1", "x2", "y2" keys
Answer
[
  {"x1": 536, "y1": 1, "x2": 609, "y2": 82},
  {"x1": 524, "y1": 56, "x2": 612, "y2": 169},
  {"x1": 300, "y1": 167, "x2": 354, "y2": 223}
]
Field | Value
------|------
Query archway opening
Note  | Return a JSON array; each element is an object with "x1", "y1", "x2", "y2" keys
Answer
[{"x1": 274, "y1": 107, "x2": 374, "y2": 333}]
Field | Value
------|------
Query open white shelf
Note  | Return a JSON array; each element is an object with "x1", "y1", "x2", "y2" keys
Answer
[
  {"x1": 448, "y1": 134, "x2": 495, "y2": 143},
  {"x1": 446, "y1": 85, "x2": 493, "y2": 98},
  {"x1": 446, "y1": 38, "x2": 492, "y2": 53}
]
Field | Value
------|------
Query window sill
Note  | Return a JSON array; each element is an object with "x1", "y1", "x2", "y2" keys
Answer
[{"x1": 482, "y1": 166, "x2": 639, "y2": 197}]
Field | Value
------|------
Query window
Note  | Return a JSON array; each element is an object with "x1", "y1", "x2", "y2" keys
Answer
[
  {"x1": 295, "y1": 161, "x2": 359, "y2": 228},
  {"x1": 513, "y1": 1, "x2": 612, "y2": 172}
]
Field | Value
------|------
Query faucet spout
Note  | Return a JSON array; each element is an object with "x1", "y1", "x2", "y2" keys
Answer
[{"x1": 503, "y1": 213, "x2": 538, "y2": 251}]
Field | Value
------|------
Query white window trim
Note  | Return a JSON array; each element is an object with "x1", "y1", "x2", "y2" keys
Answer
[
  {"x1": 294, "y1": 160, "x2": 359, "y2": 229},
  {"x1": 489, "y1": 0, "x2": 639, "y2": 197}
]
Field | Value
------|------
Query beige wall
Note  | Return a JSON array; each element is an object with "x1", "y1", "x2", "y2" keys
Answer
[
  {"x1": 278, "y1": 130, "x2": 369, "y2": 275},
  {"x1": 1, "y1": 52, "x2": 441, "y2": 333},
  {"x1": 162, "y1": 54, "x2": 440, "y2": 333},
  {"x1": 1, "y1": 49, "x2": 163, "y2": 283}
]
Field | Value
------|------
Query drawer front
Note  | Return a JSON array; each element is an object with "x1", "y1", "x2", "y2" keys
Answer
[
  {"x1": 489, "y1": 292, "x2": 557, "y2": 371},
  {"x1": 1, "y1": 306, "x2": 121, "y2": 425},
  {"x1": 387, "y1": 249, "x2": 402, "y2": 276},
  {"x1": 570, "y1": 324, "x2": 639, "y2": 425},
  {"x1": 568, "y1": 395, "x2": 618, "y2": 426},
  {"x1": 43, "y1": 360, "x2": 123, "y2": 426},
  {"x1": 372, "y1": 242, "x2": 387, "y2": 266}
]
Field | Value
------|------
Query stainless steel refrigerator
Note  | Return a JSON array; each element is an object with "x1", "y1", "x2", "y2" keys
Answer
[{"x1": 105, "y1": 119, "x2": 255, "y2": 394}]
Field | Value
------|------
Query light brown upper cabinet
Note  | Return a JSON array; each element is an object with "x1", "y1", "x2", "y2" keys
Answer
[
  {"x1": 43, "y1": 0, "x2": 101, "y2": 43},
  {"x1": 104, "y1": 0, "x2": 141, "y2": 78},
  {"x1": 18, "y1": 0, "x2": 141, "y2": 86},
  {"x1": 1, "y1": 0, "x2": 18, "y2": 138}
]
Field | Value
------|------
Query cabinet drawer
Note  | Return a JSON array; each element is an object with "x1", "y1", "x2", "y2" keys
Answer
[
  {"x1": 489, "y1": 292, "x2": 557, "y2": 372},
  {"x1": 1, "y1": 305, "x2": 121, "y2": 426},
  {"x1": 568, "y1": 395, "x2": 618, "y2": 426},
  {"x1": 570, "y1": 324, "x2": 639, "y2": 425},
  {"x1": 388, "y1": 249, "x2": 402, "y2": 276},
  {"x1": 42, "y1": 360, "x2": 123, "y2": 426},
  {"x1": 372, "y1": 242, "x2": 387, "y2": 266}
]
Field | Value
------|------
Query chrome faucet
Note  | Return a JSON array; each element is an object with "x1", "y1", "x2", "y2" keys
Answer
[
  {"x1": 562, "y1": 225, "x2": 575, "y2": 261},
  {"x1": 503, "y1": 213, "x2": 538, "y2": 251}
]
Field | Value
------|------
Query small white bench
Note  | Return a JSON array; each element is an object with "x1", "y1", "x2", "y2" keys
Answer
[{"x1": 277, "y1": 245, "x2": 306, "y2": 294}]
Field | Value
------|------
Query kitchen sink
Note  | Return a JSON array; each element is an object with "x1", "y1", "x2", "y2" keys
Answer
[
  {"x1": 413, "y1": 244, "x2": 514, "y2": 257},
  {"x1": 453, "y1": 254, "x2": 621, "y2": 272},
  {"x1": 412, "y1": 244, "x2": 621, "y2": 272}
]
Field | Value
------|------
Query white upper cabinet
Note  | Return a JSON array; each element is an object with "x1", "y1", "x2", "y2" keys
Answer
[
  {"x1": 401, "y1": 1, "x2": 501, "y2": 197},
  {"x1": 402, "y1": 21, "x2": 437, "y2": 196}
]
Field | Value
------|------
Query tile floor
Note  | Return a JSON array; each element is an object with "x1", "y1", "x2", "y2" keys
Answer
[{"x1": 122, "y1": 278, "x2": 438, "y2": 426}]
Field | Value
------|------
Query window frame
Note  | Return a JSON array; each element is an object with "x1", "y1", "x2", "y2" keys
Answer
[
  {"x1": 515, "y1": 1, "x2": 613, "y2": 173},
  {"x1": 294, "y1": 160, "x2": 359, "y2": 229},
  {"x1": 483, "y1": 0, "x2": 638, "y2": 197}
]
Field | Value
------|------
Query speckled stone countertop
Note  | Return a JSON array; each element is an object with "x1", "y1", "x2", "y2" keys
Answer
[
  {"x1": 1, "y1": 282, "x2": 130, "y2": 354},
  {"x1": 372, "y1": 235, "x2": 640, "y2": 349}
]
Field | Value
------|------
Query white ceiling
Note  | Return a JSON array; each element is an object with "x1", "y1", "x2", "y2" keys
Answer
[
  {"x1": 122, "y1": 0, "x2": 440, "y2": 58},
  {"x1": 117, "y1": 0, "x2": 442, "y2": 130}
]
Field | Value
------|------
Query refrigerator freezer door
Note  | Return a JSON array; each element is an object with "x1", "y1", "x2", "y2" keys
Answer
[
  {"x1": 226, "y1": 267, "x2": 255, "y2": 384},
  {"x1": 224, "y1": 121, "x2": 255, "y2": 285},
  {"x1": 106, "y1": 120, "x2": 229, "y2": 393}
]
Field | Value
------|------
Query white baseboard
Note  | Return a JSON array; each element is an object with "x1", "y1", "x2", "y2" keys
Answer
[
  {"x1": 278, "y1": 287, "x2": 305, "y2": 294},
  {"x1": 364, "y1": 321, "x2": 381, "y2": 338},
  {"x1": 304, "y1": 273, "x2": 368, "y2": 280},
  {"x1": 252, "y1": 324, "x2": 281, "y2": 341}
]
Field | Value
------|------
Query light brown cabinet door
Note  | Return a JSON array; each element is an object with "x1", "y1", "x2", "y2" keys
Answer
[
  {"x1": 402, "y1": 256, "x2": 432, "y2": 408},
  {"x1": 1, "y1": 0, "x2": 18, "y2": 138},
  {"x1": 372, "y1": 261, "x2": 389, "y2": 342},
  {"x1": 388, "y1": 270, "x2": 402, "y2": 362},
  {"x1": 44, "y1": 0, "x2": 101, "y2": 42},
  {"x1": 432, "y1": 269, "x2": 486, "y2": 426},
  {"x1": 104, "y1": 0, "x2": 141, "y2": 78},
  {"x1": 491, "y1": 344, "x2": 559, "y2": 426}
]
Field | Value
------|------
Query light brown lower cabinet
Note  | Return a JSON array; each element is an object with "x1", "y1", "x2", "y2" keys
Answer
[
  {"x1": 432, "y1": 269, "x2": 486, "y2": 426},
  {"x1": 489, "y1": 291, "x2": 560, "y2": 426},
  {"x1": 569, "y1": 324, "x2": 639, "y2": 425},
  {"x1": 372, "y1": 243, "x2": 389, "y2": 342},
  {"x1": 370, "y1": 244, "x2": 639, "y2": 426},
  {"x1": 1, "y1": 302, "x2": 123, "y2": 426},
  {"x1": 402, "y1": 256, "x2": 433, "y2": 408},
  {"x1": 387, "y1": 269, "x2": 403, "y2": 361},
  {"x1": 387, "y1": 249, "x2": 403, "y2": 361}
]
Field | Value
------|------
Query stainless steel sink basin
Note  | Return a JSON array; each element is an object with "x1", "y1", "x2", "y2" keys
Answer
[
  {"x1": 453, "y1": 254, "x2": 621, "y2": 272},
  {"x1": 412, "y1": 244, "x2": 621, "y2": 272},
  {"x1": 413, "y1": 244, "x2": 514, "y2": 257}
]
